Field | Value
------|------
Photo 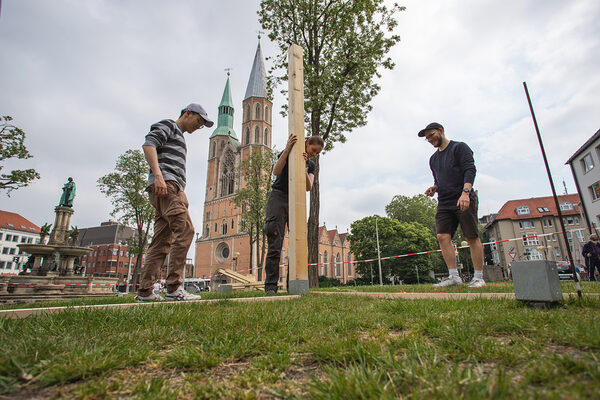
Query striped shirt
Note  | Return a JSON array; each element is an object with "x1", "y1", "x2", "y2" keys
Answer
[{"x1": 143, "y1": 119, "x2": 187, "y2": 190}]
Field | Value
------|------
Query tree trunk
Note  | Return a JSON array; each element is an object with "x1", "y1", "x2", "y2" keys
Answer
[{"x1": 307, "y1": 155, "x2": 320, "y2": 288}]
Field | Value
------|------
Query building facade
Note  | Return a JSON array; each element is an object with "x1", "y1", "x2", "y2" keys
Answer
[
  {"x1": 566, "y1": 128, "x2": 600, "y2": 229},
  {"x1": 483, "y1": 194, "x2": 587, "y2": 268},
  {"x1": 0, "y1": 210, "x2": 41, "y2": 275}
]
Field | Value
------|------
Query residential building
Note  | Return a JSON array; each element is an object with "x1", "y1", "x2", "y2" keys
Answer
[
  {"x1": 483, "y1": 194, "x2": 587, "y2": 268},
  {"x1": 566, "y1": 128, "x2": 600, "y2": 229},
  {"x1": 77, "y1": 221, "x2": 136, "y2": 286},
  {"x1": 0, "y1": 210, "x2": 41, "y2": 275}
]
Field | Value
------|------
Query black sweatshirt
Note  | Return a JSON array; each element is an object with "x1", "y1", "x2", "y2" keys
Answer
[{"x1": 429, "y1": 140, "x2": 477, "y2": 206}]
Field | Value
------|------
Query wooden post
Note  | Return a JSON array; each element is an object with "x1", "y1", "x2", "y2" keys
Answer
[{"x1": 287, "y1": 44, "x2": 309, "y2": 295}]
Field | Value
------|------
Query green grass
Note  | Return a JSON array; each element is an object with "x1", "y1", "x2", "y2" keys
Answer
[
  {"x1": 317, "y1": 281, "x2": 600, "y2": 294},
  {"x1": 1, "y1": 292, "x2": 599, "y2": 399}
]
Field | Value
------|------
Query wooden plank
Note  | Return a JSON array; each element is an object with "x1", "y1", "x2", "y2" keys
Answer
[{"x1": 287, "y1": 43, "x2": 308, "y2": 282}]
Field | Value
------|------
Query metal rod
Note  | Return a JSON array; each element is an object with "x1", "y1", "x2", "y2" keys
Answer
[
  {"x1": 375, "y1": 216, "x2": 383, "y2": 286},
  {"x1": 523, "y1": 81, "x2": 582, "y2": 297}
]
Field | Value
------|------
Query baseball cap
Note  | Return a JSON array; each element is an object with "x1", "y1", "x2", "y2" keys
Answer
[
  {"x1": 418, "y1": 122, "x2": 444, "y2": 137},
  {"x1": 182, "y1": 103, "x2": 214, "y2": 127}
]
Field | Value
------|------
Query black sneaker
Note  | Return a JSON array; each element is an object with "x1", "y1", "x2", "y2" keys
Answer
[{"x1": 265, "y1": 290, "x2": 277, "y2": 296}]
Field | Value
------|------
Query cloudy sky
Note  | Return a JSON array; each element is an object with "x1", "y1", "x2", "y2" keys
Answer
[{"x1": 1, "y1": 0, "x2": 599, "y2": 250}]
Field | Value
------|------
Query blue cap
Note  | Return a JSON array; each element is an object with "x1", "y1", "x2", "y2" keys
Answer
[{"x1": 182, "y1": 103, "x2": 214, "y2": 127}]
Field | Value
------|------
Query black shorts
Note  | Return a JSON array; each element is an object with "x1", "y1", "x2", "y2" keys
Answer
[{"x1": 435, "y1": 192, "x2": 479, "y2": 238}]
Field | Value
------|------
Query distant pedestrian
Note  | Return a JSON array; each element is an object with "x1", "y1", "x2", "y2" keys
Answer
[
  {"x1": 264, "y1": 135, "x2": 324, "y2": 294},
  {"x1": 136, "y1": 104, "x2": 214, "y2": 301},
  {"x1": 582, "y1": 234, "x2": 600, "y2": 281},
  {"x1": 420, "y1": 122, "x2": 486, "y2": 288}
]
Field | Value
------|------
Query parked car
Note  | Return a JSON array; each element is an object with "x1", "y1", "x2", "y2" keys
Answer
[{"x1": 556, "y1": 261, "x2": 580, "y2": 280}]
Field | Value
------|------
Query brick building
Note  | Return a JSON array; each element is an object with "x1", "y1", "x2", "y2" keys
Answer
[
  {"x1": 77, "y1": 221, "x2": 136, "y2": 287},
  {"x1": 483, "y1": 194, "x2": 587, "y2": 268},
  {"x1": 194, "y1": 40, "x2": 354, "y2": 284},
  {"x1": 0, "y1": 210, "x2": 40, "y2": 275}
]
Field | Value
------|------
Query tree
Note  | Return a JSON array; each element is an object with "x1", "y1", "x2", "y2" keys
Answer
[
  {"x1": 259, "y1": 0, "x2": 404, "y2": 287},
  {"x1": 232, "y1": 148, "x2": 275, "y2": 279},
  {"x1": 0, "y1": 115, "x2": 40, "y2": 194},
  {"x1": 97, "y1": 149, "x2": 154, "y2": 287},
  {"x1": 348, "y1": 215, "x2": 437, "y2": 284},
  {"x1": 386, "y1": 194, "x2": 437, "y2": 235}
]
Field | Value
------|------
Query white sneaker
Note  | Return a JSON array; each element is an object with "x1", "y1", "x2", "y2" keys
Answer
[
  {"x1": 165, "y1": 285, "x2": 202, "y2": 301},
  {"x1": 467, "y1": 277, "x2": 486, "y2": 288},
  {"x1": 433, "y1": 275, "x2": 463, "y2": 287},
  {"x1": 135, "y1": 292, "x2": 165, "y2": 302}
]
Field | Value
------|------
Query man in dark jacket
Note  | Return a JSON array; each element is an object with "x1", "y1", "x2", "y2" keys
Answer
[{"x1": 582, "y1": 234, "x2": 600, "y2": 281}]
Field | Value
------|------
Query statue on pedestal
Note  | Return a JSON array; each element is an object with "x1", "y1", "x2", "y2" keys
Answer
[{"x1": 59, "y1": 177, "x2": 76, "y2": 208}]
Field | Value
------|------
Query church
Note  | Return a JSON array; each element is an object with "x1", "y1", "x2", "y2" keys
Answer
[{"x1": 194, "y1": 41, "x2": 355, "y2": 286}]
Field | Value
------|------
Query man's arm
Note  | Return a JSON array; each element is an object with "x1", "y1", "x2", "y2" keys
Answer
[
  {"x1": 142, "y1": 145, "x2": 167, "y2": 196},
  {"x1": 306, "y1": 172, "x2": 314, "y2": 191},
  {"x1": 273, "y1": 135, "x2": 298, "y2": 176}
]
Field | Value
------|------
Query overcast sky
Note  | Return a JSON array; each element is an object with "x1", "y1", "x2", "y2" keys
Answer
[{"x1": 1, "y1": 0, "x2": 599, "y2": 248}]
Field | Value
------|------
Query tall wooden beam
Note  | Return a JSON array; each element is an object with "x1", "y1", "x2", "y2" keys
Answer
[{"x1": 287, "y1": 44, "x2": 309, "y2": 295}]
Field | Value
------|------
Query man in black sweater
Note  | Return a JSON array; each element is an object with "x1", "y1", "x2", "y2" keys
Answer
[{"x1": 419, "y1": 122, "x2": 485, "y2": 288}]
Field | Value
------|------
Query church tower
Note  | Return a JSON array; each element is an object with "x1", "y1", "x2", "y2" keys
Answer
[{"x1": 195, "y1": 40, "x2": 272, "y2": 282}]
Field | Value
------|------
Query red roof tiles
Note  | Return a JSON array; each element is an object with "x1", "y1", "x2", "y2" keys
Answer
[{"x1": 0, "y1": 210, "x2": 41, "y2": 234}]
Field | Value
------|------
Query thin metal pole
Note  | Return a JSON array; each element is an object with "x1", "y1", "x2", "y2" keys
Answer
[
  {"x1": 523, "y1": 81, "x2": 582, "y2": 297},
  {"x1": 375, "y1": 216, "x2": 383, "y2": 285}
]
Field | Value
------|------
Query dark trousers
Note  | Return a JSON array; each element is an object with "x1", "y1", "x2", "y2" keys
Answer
[
  {"x1": 264, "y1": 189, "x2": 288, "y2": 292},
  {"x1": 587, "y1": 258, "x2": 599, "y2": 281}
]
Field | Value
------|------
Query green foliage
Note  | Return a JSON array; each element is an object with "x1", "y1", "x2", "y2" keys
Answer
[
  {"x1": 318, "y1": 275, "x2": 342, "y2": 287},
  {"x1": 349, "y1": 215, "x2": 438, "y2": 284},
  {"x1": 258, "y1": 0, "x2": 404, "y2": 150},
  {"x1": 232, "y1": 149, "x2": 275, "y2": 272},
  {"x1": 386, "y1": 194, "x2": 437, "y2": 234},
  {"x1": 0, "y1": 115, "x2": 40, "y2": 195},
  {"x1": 97, "y1": 149, "x2": 154, "y2": 281}
]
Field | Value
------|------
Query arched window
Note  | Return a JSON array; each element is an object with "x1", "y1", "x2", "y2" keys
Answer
[
  {"x1": 255, "y1": 103, "x2": 261, "y2": 120},
  {"x1": 222, "y1": 220, "x2": 228, "y2": 235},
  {"x1": 220, "y1": 140, "x2": 225, "y2": 149},
  {"x1": 231, "y1": 219, "x2": 234, "y2": 229},
  {"x1": 319, "y1": 253, "x2": 323, "y2": 275},
  {"x1": 336, "y1": 253, "x2": 341, "y2": 276},
  {"x1": 323, "y1": 251, "x2": 328, "y2": 276},
  {"x1": 245, "y1": 104, "x2": 250, "y2": 121},
  {"x1": 264, "y1": 128, "x2": 269, "y2": 146},
  {"x1": 254, "y1": 126, "x2": 260, "y2": 144},
  {"x1": 220, "y1": 149, "x2": 235, "y2": 196},
  {"x1": 211, "y1": 142, "x2": 216, "y2": 158},
  {"x1": 205, "y1": 224, "x2": 209, "y2": 237},
  {"x1": 265, "y1": 105, "x2": 270, "y2": 123},
  {"x1": 214, "y1": 223, "x2": 217, "y2": 232},
  {"x1": 245, "y1": 127, "x2": 250, "y2": 145},
  {"x1": 347, "y1": 253, "x2": 352, "y2": 275}
]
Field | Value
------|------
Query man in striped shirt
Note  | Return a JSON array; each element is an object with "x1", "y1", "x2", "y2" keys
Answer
[{"x1": 136, "y1": 104, "x2": 213, "y2": 302}]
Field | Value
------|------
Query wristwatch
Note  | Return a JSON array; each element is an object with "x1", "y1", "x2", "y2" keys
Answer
[{"x1": 462, "y1": 188, "x2": 471, "y2": 193}]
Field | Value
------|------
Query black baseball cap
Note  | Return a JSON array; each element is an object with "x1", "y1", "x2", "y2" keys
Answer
[{"x1": 418, "y1": 122, "x2": 444, "y2": 137}]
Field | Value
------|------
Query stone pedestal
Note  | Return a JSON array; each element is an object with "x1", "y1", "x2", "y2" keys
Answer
[
  {"x1": 50, "y1": 207, "x2": 74, "y2": 245},
  {"x1": 288, "y1": 279, "x2": 309, "y2": 295}
]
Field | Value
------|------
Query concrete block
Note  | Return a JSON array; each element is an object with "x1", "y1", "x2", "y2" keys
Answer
[
  {"x1": 288, "y1": 279, "x2": 309, "y2": 295},
  {"x1": 219, "y1": 284, "x2": 233, "y2": 294},
  {"x1": 511, "y1": 260, "x2": 562, "y2": 302}
]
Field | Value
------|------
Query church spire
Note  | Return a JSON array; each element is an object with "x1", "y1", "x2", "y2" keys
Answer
[
  {"x1": 210, "y1": 75, "x2": 238, "y2": 140},
  {"x1": 244, "y1": 41, "x2": 266, "y2": 100}
]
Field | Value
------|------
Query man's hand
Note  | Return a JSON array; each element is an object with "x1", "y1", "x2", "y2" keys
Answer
[
  {"x1": 154, "y1": 174, "x2": 167, "y2": 197},
  {"x1": 285, "y1": 134, "x2": 298, "y2": 152},
  {"x1": 457, "y1": 192, "x2": 470, "y2": 211},
  {"x1": 425, "y1": 186, "x2": 437, "y2": 197}
]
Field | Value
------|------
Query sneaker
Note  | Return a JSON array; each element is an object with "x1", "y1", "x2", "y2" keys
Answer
[
  {"x1": 135, "y1": 292, "x2": 165, "y2": 302},
  {"x1": 467, "y1": 277, "x2": 486, "y2": 288},
  {"x1": 265, "y1": 289, "x2": 277, "y2": 296},
  {"x1": 165, "y1": 285, "x2": 202, "y2": 301},
  {"x1": 433, "y1": 275, "x2": 463, "y2": 287}
]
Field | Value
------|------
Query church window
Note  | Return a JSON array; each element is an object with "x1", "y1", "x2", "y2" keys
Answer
[
  {"x1": 255, "y1": 103, "x2": 261, "y2": 120},
  {"x1": 265, "y1": 105, "x2": 270, "y2": 123},
  {"x1": 245, "y1": 105, "x2": 250, "y2": 121},
  {"x1": 214, "y1": 223, "x2": 217, "y2": 232},
  {"x1": 347, "y1": 253, "x2": 352, "y2": 275},
  {"x1": 205, "y1": 224, "x2": 209, "y2": 237},
  {"x1": 211, "y1": 142, "x2": 215, "y2": 158},
  {"x1": 222, "y1": 220, "x2": 228, "y2": 235},
  {"x1": 220, "y1": 149, "x2": 236, "y2": 196},
  {"x1": 231, "y1": 219, "x2": 234, "y2": 229},
  {"x1": 323, "y1": 251, "x2": 328, "y2": 276},
  {"x1": 264, "y1": 128, "x2": 269, "y2": 146},
  {"x1": 336, "y1": 253, "x2": 341, "y2": 276},
  {"x1": 255, "y1": 126, "x2": 260, "y2": 144},
  {"x1": 245, "y1": 128, "x2": 250, "y2": 145}
]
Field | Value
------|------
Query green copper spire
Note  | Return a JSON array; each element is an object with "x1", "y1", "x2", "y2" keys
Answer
[{"x1": 210, "y1": 76, "x2": 238, "y2": 140}]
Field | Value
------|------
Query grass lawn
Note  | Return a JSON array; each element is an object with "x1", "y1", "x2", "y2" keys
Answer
[{"x1": 1, "y1": 288, "x2": 599, "y2": 399}]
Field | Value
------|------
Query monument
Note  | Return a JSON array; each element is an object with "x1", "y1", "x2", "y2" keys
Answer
[{"x1": 1, "y1": 178, "x2": 117, "y2": 303}]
